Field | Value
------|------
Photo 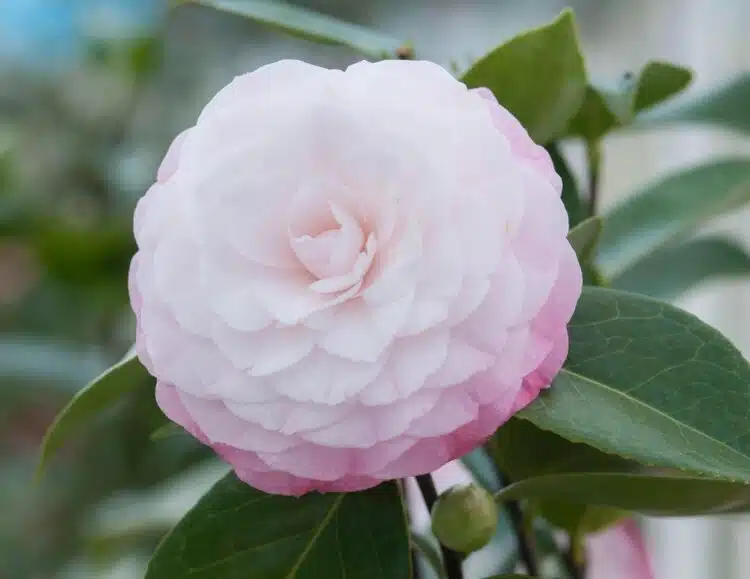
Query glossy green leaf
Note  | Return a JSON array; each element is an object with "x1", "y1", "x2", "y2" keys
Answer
[
  {"x1": 496, "y1": 472, "x2": 750, "y2": 516},
  {"x1": 547, "y1": 143, "x2": 584, "y2": 226},
  {"x1": 184, "y1": 0, "x2": 405, "y2": 59},
  {"x1": 519, "y1": 287, "x2": 750, "y2": 482},
  {"x1": 612, "y1": 236, "x2": 750, "y2": 301},
  {"x1": 640, "y1": 73, "x2": 750, "y2": 134},
  {"x1": 567, "y1": 216, "x2": 602, "y2": 264},
  {"x1": 491, "y1": 418, "x2": 632, "y2": 482},
  {"x1": 568, "y1": 61, "x2": 692, "y2": 141},
  {"x1": 597, "y1": 159, "x2": 750, "y2": 276},
  {"x1": 462, "y1": 10, "x2": 586, "y2": 143},
  {"x1": 146, "y1": 476, "x2": 410, "y2": 579},
  {"x1": 37, "y1": 348, "x2": 151, "y2": 476},
  {"x1": 490, "y1": 419, "x2": 628, "y2": 533},
  {"x1": 495, "y1": 391, "x2": 750, "y2": 520}
]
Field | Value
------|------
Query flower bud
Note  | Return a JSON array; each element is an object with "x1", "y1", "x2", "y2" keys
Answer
[{"x1": 430, "y1": 483, "x2": 498, "y2": 553}]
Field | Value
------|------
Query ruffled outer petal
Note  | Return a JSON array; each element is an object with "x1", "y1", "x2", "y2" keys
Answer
[{"x1": 130, "y1": 59, "x2": 582, "y2": 496}]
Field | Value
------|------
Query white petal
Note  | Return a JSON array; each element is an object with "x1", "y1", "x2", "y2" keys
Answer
[
  {"x1": 320, "y1": 302, "x2": 394, "y2": 362},
  {"x1": 424, "y1": 336, "x2": 496, "y2": 389}
]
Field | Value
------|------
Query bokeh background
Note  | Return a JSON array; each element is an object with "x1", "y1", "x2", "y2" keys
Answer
[{"x1": 1, "y1": 0, "x2": 748, "y2": 577}]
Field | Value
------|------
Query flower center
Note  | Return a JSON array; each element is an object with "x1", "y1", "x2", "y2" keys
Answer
[{"x1": 290, "y1": 202, "x2": 374, "y2": 287}]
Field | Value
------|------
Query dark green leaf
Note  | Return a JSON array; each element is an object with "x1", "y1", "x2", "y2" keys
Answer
[
  {"x1": 633, "y1": 61, "x2": 693, "y2": 112},
  {"x1": 597, "y1": 159, "x2": 750, "y2": 276},
  {"x1": 612, "y1": 236, "x2": 750, "y2": 301},
  {"x1": 37, "y1": 348, "x2": 151, "y2": 476},
  {"x1": 146, "y1": 476, "x2": 410, "y2": 579},
  {"x1": 496, "y1": 472, "x2": 750, "y2": 516},
  {"x1": 535, "y1": 500, "x2": 625, "y2": 535},
  {"x1": 490, "y1": 419, "x2": 628, "y2": 533},
  {"x1": 547, "y1": 143, "x2": 584, "y2": 227},
  {"x1": 491, "y1": 418, "x2": 631, "y2": 481},
  {"x1": 568, "y1": 61, "x2": 692, "y2": 141},
  {"x1": 568, "y1": 86, "x2": 620, "y2": 142},
  {"x1": 150, "y1": 422, "x2": 185, "y2": 441},
  {"x1": 520, "y1": 287, "x2": 750, "y2": 482},
  {"x1": 462, "y1": 10, "x2": 586, "y2": 143},
  {"x1": 567, "y1": 216, "x2": 602, "y2": 264},
  {"x1": 184, "y1": 0, "x2": 405, "y2": 59},
  {"x1": 640, "y1": 73, "x2": 750, "y2": 134}
]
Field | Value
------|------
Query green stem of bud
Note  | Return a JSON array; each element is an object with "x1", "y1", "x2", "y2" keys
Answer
[{"x1": 415, "y1": 474, "x2": 464, "y2": 579}]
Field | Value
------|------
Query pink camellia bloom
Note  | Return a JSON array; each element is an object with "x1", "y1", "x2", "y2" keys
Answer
[
  {"x1": 588, "y1": 519, "x2": 654, "y2": 579},
  {"x1": 129, "y1": 59, "x2": 582, "y2": 496}
]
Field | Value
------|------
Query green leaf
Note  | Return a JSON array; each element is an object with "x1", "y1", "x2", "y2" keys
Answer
[
  {"x1": 491, "y1": 418, "x2": 632, "y2": 482},
  {"x1": 519, "y1": 287, "x2": 750, "y2": 482},
  {"x1": 568, "y1": 61, "x2": 692, "y2": 141},
  {"x1": 496, "y1": 472, "x2": 750, "y2": 516},
  {"x1": 547, "y1": 143, "x2": 584, "y2": 227},
  {"x1": 535, "y1": 501, "x2": 625, "y2": 535},
  {"x1": 462, "y1": 10, "x2": 587, "y2": 143},
  {"x1": 145, "y1": 476, "x2": 410, "y2": 579},
  {"x1": 184, "y1": 0, "x2": 405, "y2": 59},
  {"x1": 150, "y1": 422, "x2": 185, "y2": 441},
  {"x1": 37, "y1": 348, "x2": 150, "y2": 476},
  {"x1": 495, "y1": 391, "x2": 750, "y2": 520},
  {"x1": 633, "y1": 61, "x2": 693, "y2": 112},
  {"x1": 461, "y1": 448, "x2": 502, "y2": 492},
  {"x1": 567, "y1": 216, "x2": 602, "y2": 264},
  {"x1": 612, "y1": 236, "x2": 750, "y2": 301},
  {"x1": 597, "y1": 159, "x2": 750, "y2": 277},
  {"x1": 640, "y1": 73, "x2": 750, "y2": 134},
  {"x1": 490, "y1": 419, "x2": 628, "y2": 533}
]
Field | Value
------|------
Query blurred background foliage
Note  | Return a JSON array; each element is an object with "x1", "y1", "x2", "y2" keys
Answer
[{"x1": 2, "y1": 0, "x2": 749, "y2": 578}]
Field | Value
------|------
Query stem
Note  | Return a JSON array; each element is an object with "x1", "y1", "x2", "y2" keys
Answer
[
  {"x1": 506, "y1": 499, "x2": 540, "y2": 577},
  {"x1": 401, "y1": 480, "x2": 422, "y2": 579},
  {"x1": 562, "y1": 539, "x2": 586, "y2": 579},
  {"x1": 415, "y1": 474, "x2": 464, "y2": 579},
  {"x1": 412, "y1": 548, "x2": 422, "y2": 579},
  {"x1": 586, "y1": 139, "x2": 602, "y2": 217}
]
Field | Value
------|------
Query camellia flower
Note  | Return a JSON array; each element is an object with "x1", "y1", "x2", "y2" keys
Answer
[{"x1": 129, "y1": 59, "x2": 582, "y2": 496}]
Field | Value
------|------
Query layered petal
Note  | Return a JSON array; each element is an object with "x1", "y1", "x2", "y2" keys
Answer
[{"x1": 130, "y1": 60, "x2": 581, "y2": 495}]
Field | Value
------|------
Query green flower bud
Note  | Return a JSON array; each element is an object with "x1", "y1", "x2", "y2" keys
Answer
[{"x1": 430, "y1": 483, "x2": 498, "y2": 553}]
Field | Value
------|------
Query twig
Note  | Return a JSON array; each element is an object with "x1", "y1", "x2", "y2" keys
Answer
[
  {"x1": 505, "y1": 499, "x2": 540, "y2": 576},
  {"x1": 586, "y1": 139, "x2": 602, "y2": 217},
  {"x1": 562, "y1": 538, "x2": 586, "y2": 579},
  {"x1": 415, "y1": 474, "x2": 464, "y2": 579}
]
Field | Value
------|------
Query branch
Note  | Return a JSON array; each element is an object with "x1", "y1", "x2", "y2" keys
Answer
[
  {"x1": 586, "y1": 139, "x2": 602, "y2": 217},
  {"x1": 505, "y1": 499, "x2": 540, "y2": 576}
]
